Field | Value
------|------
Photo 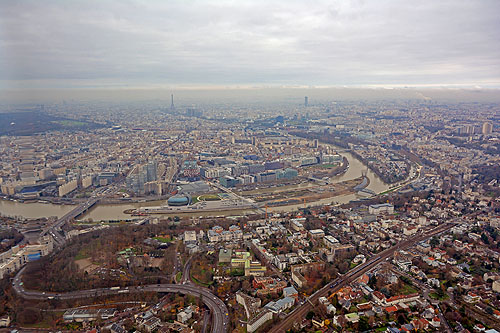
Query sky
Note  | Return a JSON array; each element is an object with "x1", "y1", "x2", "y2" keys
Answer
[{"x1": 1, "y1": 0, "x2": 500, "y2": 94}]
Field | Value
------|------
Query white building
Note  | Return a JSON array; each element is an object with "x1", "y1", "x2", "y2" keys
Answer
[{"x1": 368, "y1": 203, "x2": 394, "y2": 215}]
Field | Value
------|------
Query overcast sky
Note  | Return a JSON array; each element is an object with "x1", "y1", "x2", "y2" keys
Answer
[{"x1": 1, "y1": 0, "x2": 500, "y2": 90}]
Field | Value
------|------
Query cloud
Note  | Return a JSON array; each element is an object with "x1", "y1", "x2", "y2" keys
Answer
[{"x1": 0, "y1": 0, "x2": 499, "y2": 89}]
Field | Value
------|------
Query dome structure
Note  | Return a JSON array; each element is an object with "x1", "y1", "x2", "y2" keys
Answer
[{"x1": 167, "y1": 194, "x2": 191, "y2": 206}]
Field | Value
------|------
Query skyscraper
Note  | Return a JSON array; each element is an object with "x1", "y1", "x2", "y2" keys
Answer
[
  {"x1": 482, "y1": 122, "x2": 493, "y2": 135},
  {"x1": 171, "y1": 94, "x2": 175, "y2": 110},
  {"x1": 304, "y1": 96, "x2": 308, "y2": 107}
]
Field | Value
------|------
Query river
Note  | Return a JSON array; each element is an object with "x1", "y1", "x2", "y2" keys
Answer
[{"x1": 0, "y1": 149, "x2": 389, "y2": 221}]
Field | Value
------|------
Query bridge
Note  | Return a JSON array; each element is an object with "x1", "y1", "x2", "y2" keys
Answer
[
  {"x1": 209, "y1": 181, "x2": 266, "y2": 214},
  {"x1": 40, "y1": 197, "x2": 99, "y2": 244}
]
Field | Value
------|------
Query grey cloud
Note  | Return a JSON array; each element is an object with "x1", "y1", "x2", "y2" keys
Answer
[{"x1": 0, "y1": 0, "x2": 499, "y2": 89}]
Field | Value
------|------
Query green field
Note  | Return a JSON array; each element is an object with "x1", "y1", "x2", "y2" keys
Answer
[
  {"x1": 429, "y1": 292, "x2": 449, "y2": 301},
  {"x1": 153, "y1": 236, "x2": 173, "y2": 243},
  {"x1": 74, "y1": 250, "x2": 89, "y2": 261},
  {"x1": 198, "y1": 194, "x2": 221, "y2": 201},
  {"x1": 398, "y1": 283, "x2": 419, "y2": 295},
  {"x1": 52, "y1": 120, "x2": 87, "y2": 127}
]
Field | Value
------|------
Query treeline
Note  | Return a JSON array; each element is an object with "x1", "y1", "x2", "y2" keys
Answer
[
  {"x1": 23, "y1": 222, "x2": 179, "y2": 292},
  {"x1": 0, "y1": 228, "x2": 23, "y2": 251}
]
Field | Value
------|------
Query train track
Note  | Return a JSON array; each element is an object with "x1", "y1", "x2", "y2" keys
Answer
[{"x1": 269, "y1": 222, "x2": 455, "y2": 332}]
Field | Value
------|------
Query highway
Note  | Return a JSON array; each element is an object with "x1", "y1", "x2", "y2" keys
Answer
[
  {"x1": 12, "y1": 267, "x2": 230, "y2": 333},
  {"x1": 269, "y1": 222, "x2": 455, "y2": 332}
]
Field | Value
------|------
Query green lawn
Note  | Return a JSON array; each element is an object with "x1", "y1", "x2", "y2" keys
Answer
[
  {"x1": 175, "y1": 271, "x2": 182, "y2": 283},
  {"x1": 429, "y1": 292, "x2": 449, "y2": 301},
  {"x1": 198, "y1": 194, "x2": 221, "y2": 201},
  {"x1": 153, "y1": 236, "x2": 173, "y2": 243},
  {"x1": 74, "y1": 250, "x2": 89, "y2": 261},
  {"x1": 191, "y1": 274, "x2": 213, "y2": 287},
  {"x1": 398, "y1": 283, "x2": 419, "y2": 295},
  {"x1": 52, "y1": 120, "x2": 87, "y2": 127}
]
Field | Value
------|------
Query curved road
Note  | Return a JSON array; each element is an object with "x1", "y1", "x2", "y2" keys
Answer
[{"x1": 12, "y1": 267, "x2": 229, "y2": 333}]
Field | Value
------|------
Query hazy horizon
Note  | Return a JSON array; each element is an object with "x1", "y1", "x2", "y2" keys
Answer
[{"x1": 2, "y1": 87, "x2": 500, "y2": 105}]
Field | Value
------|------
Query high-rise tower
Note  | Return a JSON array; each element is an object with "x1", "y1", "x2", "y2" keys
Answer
[
  {"x1": 171, "y1": 94, "x2": 175, "y2": 110},
  {"x1": 482, "y1": 122, "x2": 493, "y2": 135},
  {"x1": 304, "y1": 96, "x2": 308, "y2": 107}
]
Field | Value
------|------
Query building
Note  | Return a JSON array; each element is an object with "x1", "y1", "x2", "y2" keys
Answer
[
  {"x1": 184, "y1": 230, "x2": 197, "y2": 244},
  {"x1": 283, "y1": 286, "x2": 298, "y2": 299},
  {"x1": 324, "y1": 235, "x2": 339, "y2": 248},
  {"x1": 218, "y1": 249, "x2": 232, "y2": 263},
  {"x1": 177, "y1": 307, "x2": 193, "y2": 323},
  {"x1": 493, "y1": 280, "x2": 500, "y2": 293},
  {"x1": 368, "y1": 203, "x2": 394, "y2": 215},
  {"x1": 142, "y1": 317, "x2": 161, "y2": 332},
  {"x1": 0, "y1": 236, "x2": 53, "y2": 279},
  {"x1": 167, "y1": 194, "x2": 191, "y2": 206},
  {"x1": 63, "y1": 309, "x2": 116, "y2": 322},
  {"x1": 291, "y1": 262, "x2": 325, "y2": 288},
  {"x1": 309, "y1": 229, "x2": 325, "y2": 238},
  {"x1": 247, "y1": 309, "x2": 273, "y2": 333},
  {"x1": 58, "y1": 179, "x2": 78, "y2": 197},
  {"x1": 265, "y1": 297, "x2": 295, "y2": 313},
  {"x1": 236, "y1": 291, "x2": 262, "y2": 319},
  {"x1": 482, "y1": 122, "x2": 493, "y2": 135},
  {"x1": 126, "y1": 160, "x2": 157, "y2": 194},
  {"x1": 220, "y1": 175, "x2": 239, "y2": 188},
  {"x1": 290, "y1": 218, "x2": 305, "y2": 231}
]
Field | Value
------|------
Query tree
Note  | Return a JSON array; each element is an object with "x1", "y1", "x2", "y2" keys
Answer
[
  {"x1": 430, "y1": 236, "x2": 439, "y2": 247},
  {"x1": 306, "y1": 311, "x2": 315, "y2": 320},
  {"x1": 359, "y1": 316, "x2": 370, "y2": 331},
  {"x1": 368, "y1": 275, "x2": 377, "y2": 288}
]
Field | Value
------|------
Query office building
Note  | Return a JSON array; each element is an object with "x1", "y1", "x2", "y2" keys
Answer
[{"x1": 482, "y1": 122, "x2": 493, "y2": 135}]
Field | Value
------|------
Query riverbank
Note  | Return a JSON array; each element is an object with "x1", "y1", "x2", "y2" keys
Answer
[{"x1": 0, "y1": 144, "x2": 390, "y2": 221}]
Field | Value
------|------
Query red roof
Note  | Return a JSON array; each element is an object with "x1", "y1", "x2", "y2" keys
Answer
[{"x1": 385, "y1": 305, "x2": 398, "y2": 313}]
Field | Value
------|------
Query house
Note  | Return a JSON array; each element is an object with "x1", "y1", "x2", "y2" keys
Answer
[
  {"x1": 183, "y1": 230, "x2": 197, "y2": 244},
  {"x1": 385, "y1": 305, "x2": 398, "y2": 314},
  {"x1": 464, "y1": 292, "x2": 481, "y2": 303},
  {"x1": 493, "y1": 280, "x2": 500, "y2": 293},
  {"x1": 429, "y1": 316, "x2": 441, "y2": 328},
  {"x1": 411, "y1": 318, "x2": 429, "y2": 330},
  {"x1": 327, "y1": 304, "x2": 337, "y2": 314},
  {"x1": 385, "y1": 293, "x2": 420, "y2": 306},
  {"x1": 0, "y1": 316, "x2": 10, "y2": 328},
  {"x1": 177, "y1": 307, "x2": 193, "y2": 323},
  {"x1": 372, "y1": 291, "x2": 386, "y2": 305},
  {"x1": 142, "y1": 317, "x2": 161, "y2": 332},
  {"x1": 345, "y1": 313, "x2": 359, "y2": 323}
]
